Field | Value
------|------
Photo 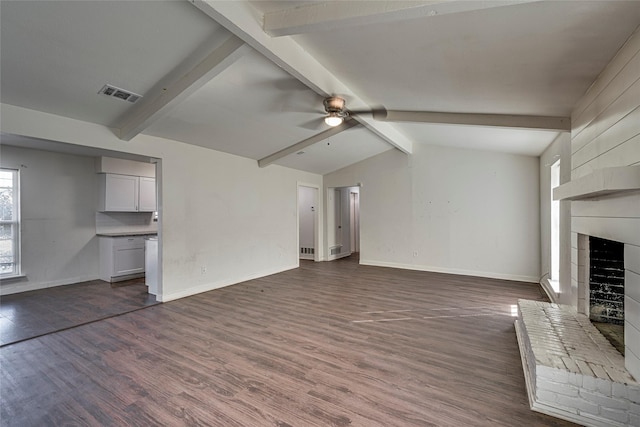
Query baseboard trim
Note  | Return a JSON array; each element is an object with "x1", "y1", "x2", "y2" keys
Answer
[
  {"x1": 359, "y1": 259, "x2": 538, "y2": 283},
  {"x1": 539, "y1": 278, "x2": 559, "y2": 303},
  {"x1": 0, "y1": 274, "x2": 101, "y2": 296},
  {"x1": 327, "y1": 252, "x2": 351, "y2": 261},
  {"x1": 158, "y1": 264, "x2": 299, "y2": 303}
]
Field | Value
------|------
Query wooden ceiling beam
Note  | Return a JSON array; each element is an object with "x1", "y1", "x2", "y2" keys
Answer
[
  {"x1": 263, "y1": 1, "x2": 539, "y2": 37},
  {"x1": 191, "y1": 0, "x2": 413, "y2": 155},
  {"x1": 375, "y1": 110, "x2": 571, "y2": 132},
  {"x1": 117, "y1": 35, "x2": 249, "y2": 141}
]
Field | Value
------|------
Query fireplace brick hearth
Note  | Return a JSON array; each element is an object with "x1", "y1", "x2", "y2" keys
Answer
[{"x1": 515, "y1": 299, "x2": 640, "y2": 427}]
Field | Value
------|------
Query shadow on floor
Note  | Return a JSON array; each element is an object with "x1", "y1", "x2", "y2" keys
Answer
[
  {"x1": 592, "y1": 322, "x2": 625, "y2": 356},
  {"x1": 0, "y1": 278, "x2": 158, "y2": 346}
]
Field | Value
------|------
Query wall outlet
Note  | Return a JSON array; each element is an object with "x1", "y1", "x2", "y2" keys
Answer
[
  {"x1": 413, "y1": 251, "x2": 418, "y2": 257},
  {"x1": 201, "y1": 266, "x2": 207, "y2": 274}
]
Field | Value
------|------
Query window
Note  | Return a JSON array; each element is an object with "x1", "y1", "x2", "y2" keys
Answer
[
  {"x1": 550, "y1": 160, "x2": 560, "y2": 289},
  {"x1": 0, "y1": 168, "x2": 20, "y2": 277}
]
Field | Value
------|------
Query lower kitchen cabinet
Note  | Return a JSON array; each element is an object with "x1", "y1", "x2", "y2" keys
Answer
[{"x1": 99, "y1": 236, "x2": 146, "y2": 282}]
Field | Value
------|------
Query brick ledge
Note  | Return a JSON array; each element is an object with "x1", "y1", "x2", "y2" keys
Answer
[
  {"x1": 515, "y1": 319, "x2": 599, "y2": 426},
  {"x1": 515, "y1": 300, "x2": 639, "y2": 427}
]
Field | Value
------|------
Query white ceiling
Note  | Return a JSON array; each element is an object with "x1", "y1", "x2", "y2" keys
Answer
[{"x1": 1, "y1": 1, "x2": 639, "y2": 174}]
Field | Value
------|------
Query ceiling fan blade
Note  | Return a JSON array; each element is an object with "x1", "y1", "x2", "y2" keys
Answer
[
  {"x1": 348, "y1": 106, "x2": 387, "y2": 118},
  {"x1": 259, "y1": 119, "x2": 361, "y2": 168},
  {"x1": 298, "y1": 117, "x2": 326, "y2": 130}
]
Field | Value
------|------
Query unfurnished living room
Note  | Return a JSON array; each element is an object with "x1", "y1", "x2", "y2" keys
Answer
[{"x1": 1, "y1": 1, "x2": 639, "y2": 426}]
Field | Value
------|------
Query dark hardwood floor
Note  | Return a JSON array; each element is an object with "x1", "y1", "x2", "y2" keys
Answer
[
  {"x1": 0, "y1": 257, "x2": 578, "y2": 426},
  {"x1": 0, "y1": 278, "x2": 158, "y2": 346}
]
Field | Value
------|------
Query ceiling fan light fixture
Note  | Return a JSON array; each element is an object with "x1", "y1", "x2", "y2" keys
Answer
[{"x1": 324, "y1": 113, "x2": 344, "y2": 127}]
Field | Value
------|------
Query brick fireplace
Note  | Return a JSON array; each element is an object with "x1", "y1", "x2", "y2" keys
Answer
[
  {"x1": 559, "y1": 166, "x2": 640, "y2": 381},
  {"x1": 514, "y1": 165, "x2": 640, "y2": 427},
  {"x1": 519, "y1": 26, "x2": 640, "y2": 426}
]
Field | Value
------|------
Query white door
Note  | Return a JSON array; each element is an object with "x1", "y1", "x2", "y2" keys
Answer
[
  {"x1": 298, "y1": 186, "x2": 317, "y2": 260},
  {"x1": 350, "y1": 191, "x2": 360, "y2": 253}
]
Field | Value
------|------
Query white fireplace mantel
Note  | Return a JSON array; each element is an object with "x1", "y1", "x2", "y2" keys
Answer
[{"x1": 553, "y1": 165, "x2": 640, "y2": 201}]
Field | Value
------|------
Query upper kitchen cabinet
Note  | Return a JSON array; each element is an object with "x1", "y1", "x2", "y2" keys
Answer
[
  {"x1": 98, "y1": 173, "x2": 156, "y2": 212},
  {"x1": 138, "y1": 177, "x2": 157, "y2": 212}
]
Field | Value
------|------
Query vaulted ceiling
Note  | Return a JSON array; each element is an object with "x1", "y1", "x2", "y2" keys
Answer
[{"x1": 2, "y1": 1, "x2": 639, "y2": 174}]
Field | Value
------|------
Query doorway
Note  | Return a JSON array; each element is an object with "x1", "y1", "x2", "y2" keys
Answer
[
  {"x1": 327, "y1": 185, "x2": 360, "y2": 260},
  {"x1": 0, "y1": 134, "x2": 163, "y2": 345},
  {"x1": 298, "y1": 184, "x2": 319, "y2": 261}
]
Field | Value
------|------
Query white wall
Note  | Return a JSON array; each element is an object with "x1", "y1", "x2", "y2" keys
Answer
[
  {"x1": 0, "y1": 145, "x2": 100, "y2": 293},
  {"x1": 325, "y1": 143, "x2": 541, "y2": 282},
  {"x1": 539, "y1": 133, "x2": 572, "y2": 304},
  {"x1": 0, "y1": 104, "x2": 323, "y2": 302},
  {"x1": 566, "y1": 26, "x2": 640, "y2": 379}
]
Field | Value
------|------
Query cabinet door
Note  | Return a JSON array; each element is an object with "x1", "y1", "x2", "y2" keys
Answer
[
  {"x1": 113, "y1": 244, "x2": 145, "y2": 276},
  {"x1": 138, "y1": 177, "x2": 157, "y2": 212},
  {"x1": 104, "y1": 174, "x2": 139, "y2": 211}
]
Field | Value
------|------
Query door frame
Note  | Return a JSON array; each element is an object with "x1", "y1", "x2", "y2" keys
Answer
[{"x1": 297, "y1": 182, "x2": 321, "y2": 262}]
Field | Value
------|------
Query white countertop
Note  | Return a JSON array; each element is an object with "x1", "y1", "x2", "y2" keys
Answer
[{"x1": 97, "y1": 231, "x2": 158, "y2": 237}]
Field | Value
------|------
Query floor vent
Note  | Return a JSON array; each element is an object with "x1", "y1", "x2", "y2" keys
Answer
[
  {"x1": 300, "y1": 247, "x2": 314, "y2": 255},
  {"x1": 330, "y1": 245, "x2": 342, "y2": 256},
  {"x1": 98, "y1": 84, "x2": 142, "y2": 103}
]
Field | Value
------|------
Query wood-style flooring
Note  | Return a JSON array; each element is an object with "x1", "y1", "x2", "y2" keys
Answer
[
  {"x1": 0, "y1": 278, "x2": 157, "y2": 346},
  {"x1": 0, "y1": 256, "x2": 578, "y2": 426}
]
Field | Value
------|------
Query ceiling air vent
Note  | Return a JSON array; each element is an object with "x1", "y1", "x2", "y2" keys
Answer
[{"x1": 98, "y1": 84, "x2": 142, "y2": 103}]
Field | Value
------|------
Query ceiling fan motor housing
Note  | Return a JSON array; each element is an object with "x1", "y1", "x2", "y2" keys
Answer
[{"x1": 324, "y1": 96, "x2": 346, "y2": 115}]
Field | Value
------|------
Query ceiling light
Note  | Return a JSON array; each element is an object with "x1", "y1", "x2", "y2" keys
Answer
[{"x1": 324, "y1": 113, "x2": 344, "y2": 127}]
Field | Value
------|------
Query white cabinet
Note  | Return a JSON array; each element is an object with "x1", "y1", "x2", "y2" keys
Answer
[
  {"x1": 99, "y1": 174, "x2": 138, "y2": 211},
  {"x1": 138, "y1": 177, "x2": 157, "y2": 212},
  {"x1": 99, "y1": 236, "x2": 146, "y2": 282},
  {"x1": 98, "y1": 173, "x2": 156, "y2": 212}
]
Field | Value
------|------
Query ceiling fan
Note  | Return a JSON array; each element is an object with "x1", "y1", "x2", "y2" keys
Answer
[
  {"x1": 322, "y1": 96, "x2": 352, "y2": 127},
  {"x1": 258, "y1": 95, "x2": 571, "y2": 168}
]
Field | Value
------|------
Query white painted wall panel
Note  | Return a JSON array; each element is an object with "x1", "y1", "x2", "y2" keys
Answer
[
  {"x1": 627, "y1": 270, "x2": 640, "y2": 302},
  {"x1": 572, "y1": 105, "x2": 640, "y2": 169},
  {"x1": 627, "y1": 244, "x2": 640, "y2": 274},
  {"x1": 325, "y1": 143, "x2": 540, "y2": 282},
  {"x1": 626, "y1": 342, "x2": 640, "y2": 381},
  {"x1": 625, "y1": 297, "x2": 640, "y2": 340},
  {"x1": 626, "y1": 321, "x2": 640, "y2": 374},
  {"x1": 571, "y1": 52, "x2": 640, "y2": 151},
  {"x1": 571, "y1": 192, "x2": 640, "y2": 218},
  {"x1": 572, "y1": 216, "x2": 640, "y2": 246},
  {"x1": 572, "y1": 28, "x2": 640, "y2": 135},
  {"x1": 573, "y1": 134, "x2": 640, "y2": 178},
  {"x1": 568, "y1": 25, "x2": 640, "y2": 379}
]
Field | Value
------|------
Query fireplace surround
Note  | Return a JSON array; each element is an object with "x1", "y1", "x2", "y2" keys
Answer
[
  {"x1": 555, "y1": 165, "x2": 640, "y2": 381},
  {"x1": 515, "y1": 165, "x2": 640, "y2": 426}
]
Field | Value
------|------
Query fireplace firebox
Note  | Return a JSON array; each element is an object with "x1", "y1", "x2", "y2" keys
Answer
[{"x1": 589, "y1": 236, "x2": 625, "y2": 324}]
